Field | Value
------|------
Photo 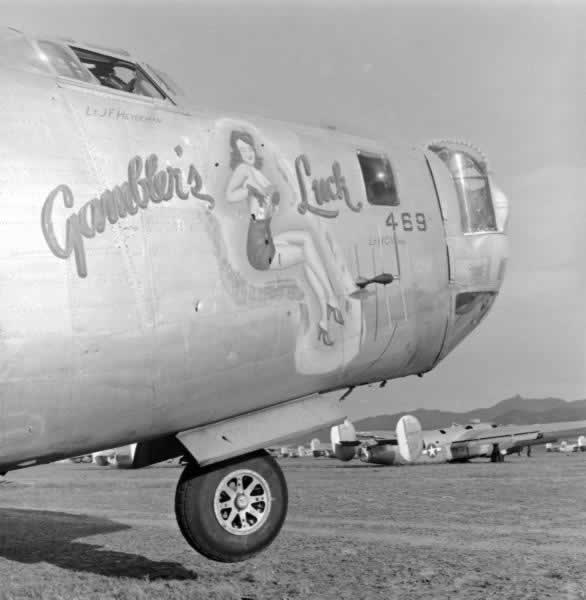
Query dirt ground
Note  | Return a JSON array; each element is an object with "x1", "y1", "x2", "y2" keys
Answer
[{"x1": 0, "y1": 449, "x2": 584, "y2": 600}]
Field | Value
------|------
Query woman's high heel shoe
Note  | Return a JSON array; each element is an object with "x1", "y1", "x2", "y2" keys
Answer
[
  {"x1": 317, "y1": 323, "x2": 334, "y2": 346},
  {"x1": 326, "y1": 303, "x2": 344, "y2": 325}
]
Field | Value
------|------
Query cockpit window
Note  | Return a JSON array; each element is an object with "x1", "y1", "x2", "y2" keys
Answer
[
  {"x1": 357, "y1": 151, "x2": 399, "y2": 206},
  {"x1": 429, "y1": 145, "x2": 497, "y2": 233},
  {"x1": 37, "y1": 40, "x2": 96, "y2": 83},
  {"x1": 69, "y1": 46, "x2": 166, "y2": 100},
  {"x1": 146, "y1": 64, "x2": 184, "y2": 98}
]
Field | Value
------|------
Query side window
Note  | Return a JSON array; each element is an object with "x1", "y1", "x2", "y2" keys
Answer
[
  {"x1": 146, "y1": 64, "x2": 184, "y2": 98},
  {"x1": 453, "y1": 155, "x2": 496, "y2": 233},
  {"x1": 131, "y1": 71, "x2": 166, "y2": 98},
  {"x1": 357, "y1": 151, "x2": 399, "y2": 206},
  {"x1": 68, "y1": 46, "x2": 166, "y2": 100},
  {"x1": 111, "y1": 65, "x2": 135, "y2": 89}
]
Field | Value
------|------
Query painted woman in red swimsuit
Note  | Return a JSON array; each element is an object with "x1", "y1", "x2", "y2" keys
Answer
[{"x1": 226, "y1": 130, "x2": 344, "y2": 346}]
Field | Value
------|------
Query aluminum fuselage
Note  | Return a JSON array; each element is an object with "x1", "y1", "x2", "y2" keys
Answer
[{"x1": 0, "y1": 44, "x2": 507, "y2": 471}]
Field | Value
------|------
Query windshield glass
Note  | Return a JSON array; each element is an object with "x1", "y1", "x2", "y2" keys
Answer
[
  {"x1": 357, "y1": 151, "x2": 399, "y2": 206},
  {"x1": 429, "y1": 145, "x2": 497, "y2": 233},
  {"x1": 69, "y1": 46, "x2": 166, "y2": 100},
  {"x1": 37, "y1": 40, "x2": 96, "y2": 83},
  {"x1": 146, "y1": 64, "x2": 184, "y2": 98}
]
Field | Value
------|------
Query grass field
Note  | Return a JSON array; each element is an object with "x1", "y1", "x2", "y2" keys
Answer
[{"x1": 0, "y1": 450, "x2": 585, "y2": 600}]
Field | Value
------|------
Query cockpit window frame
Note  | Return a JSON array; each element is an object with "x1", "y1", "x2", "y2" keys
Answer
[
  {"x1": 66, "y1": 45, "x2": 174, "y2": 104},
  {"x1": 451, "y1": 153, "x2": 497, "y2": 235},
  {"x1": 356, "y1": 149, "x2": 400, "y2": 207},
  {"x1": 428, "y1": 144, "x2": 497, "y2": 235},
  {"x1": 34, "y1": 39, "x2": 97, "y2": 84},
  {"x1": 144, "y1": 63, "x2": 184, "y2": 99}
]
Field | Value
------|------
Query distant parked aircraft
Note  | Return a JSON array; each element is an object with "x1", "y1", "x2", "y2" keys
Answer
[
  {"x1": 310, "y1": 438, "x2": 332, "y2": 457},
  {"x1": 546, "y1": 437, "x2": 586, "y2": 453},
  {"x1": 331, "y1": 417, "x2": 586, "y2": 464}
]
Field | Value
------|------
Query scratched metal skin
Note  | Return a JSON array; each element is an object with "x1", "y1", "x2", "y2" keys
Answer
[{"x1": 0, "y1": 31, "x2": 508, "y2": 470}]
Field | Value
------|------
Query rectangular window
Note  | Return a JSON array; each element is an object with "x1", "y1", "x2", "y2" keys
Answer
[
  {"x1": 69, "y1": 46, "x2": 167, "y2": 100},
  {"x1": 357, "y1": 151, "x2": 399, "y2": 206}
]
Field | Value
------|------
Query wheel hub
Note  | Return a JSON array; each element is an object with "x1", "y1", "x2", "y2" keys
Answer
[
  {"x1": 235, "y1": 493, "x2": 249, "y2": 510},
  {"x1": 213, "y1": 468, "x2": 272, "y2": 536}
]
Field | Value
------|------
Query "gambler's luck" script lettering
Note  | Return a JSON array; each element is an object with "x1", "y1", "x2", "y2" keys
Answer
[{"x1": 41, "y1": 150, "x2": 214, "y2": 278}]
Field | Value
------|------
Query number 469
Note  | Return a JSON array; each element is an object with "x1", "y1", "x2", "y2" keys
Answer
[{"x1": 385, "y1": 212, "x2": 427, "y2": 231}]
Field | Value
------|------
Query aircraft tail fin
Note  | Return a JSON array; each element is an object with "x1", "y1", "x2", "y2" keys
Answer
[{"x1": 396, "y1": 415, "x2": 424, "y2": 463}]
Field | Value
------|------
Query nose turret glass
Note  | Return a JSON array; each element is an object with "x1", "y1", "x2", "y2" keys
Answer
[{"x1": 429, "y1": 144, "x2": 497, "y2": 234}]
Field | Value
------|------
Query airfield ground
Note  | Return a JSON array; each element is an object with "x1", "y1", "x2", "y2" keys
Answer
[{"x1": 0, "y1": 450, "x2": 584, "y2": 600}]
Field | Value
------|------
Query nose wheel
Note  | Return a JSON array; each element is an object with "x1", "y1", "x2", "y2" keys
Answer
[{"x1": 175, "y1": 451, "x2": 288, "y2": 562}]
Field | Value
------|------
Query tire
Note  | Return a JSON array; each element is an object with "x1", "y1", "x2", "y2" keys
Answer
[
  {"x1": 93, "y1": 455, "x2": 109, "y2": 466},
  {"x1": 175, "y1": 451, "x2": 288, "y2": 562}
]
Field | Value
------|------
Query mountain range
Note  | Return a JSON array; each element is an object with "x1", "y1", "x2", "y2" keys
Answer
[{"x1": 287, "y1": 395, "x2": 586, "y2": 445}]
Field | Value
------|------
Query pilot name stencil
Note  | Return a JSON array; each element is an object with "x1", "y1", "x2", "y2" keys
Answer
[
  {"x1": 85, "y1": 105, "x2": 162, "y2": 124},
  {"x1": 41, "y1": 149, "x2": 213, "y2": 278}
]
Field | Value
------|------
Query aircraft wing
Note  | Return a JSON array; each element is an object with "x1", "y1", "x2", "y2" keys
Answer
[
  {"x1": 450, "y1": 420, "x2": 586, "y2": 457},
  {"x1": 330, "y1": 420, "x2": 398, "y2": 461},
  {"x1": 355, "y1": 431, "x2": 397, "y2": 445}
]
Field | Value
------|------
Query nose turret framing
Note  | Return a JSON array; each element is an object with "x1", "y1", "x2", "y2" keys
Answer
[{"x1": 425, "y1": 141, "x2": 509, "y2": 362}]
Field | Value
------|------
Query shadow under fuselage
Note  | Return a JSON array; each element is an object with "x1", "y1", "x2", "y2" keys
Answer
[{"x1": 0, "y1": 508, "x2": 198, "y2": 580}]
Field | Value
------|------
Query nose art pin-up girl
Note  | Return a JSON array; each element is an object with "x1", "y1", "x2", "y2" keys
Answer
[{"x1": 225, "y1": 130, "x2": 344, "y2": 346}]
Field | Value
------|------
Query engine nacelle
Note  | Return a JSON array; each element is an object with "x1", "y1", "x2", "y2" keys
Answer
[
  {"x1": 360, "y1": 444, "x2": 397, "y2": 465},
  {"x1": 330, "y1": 419, "x2": 360, "y2": 462}
]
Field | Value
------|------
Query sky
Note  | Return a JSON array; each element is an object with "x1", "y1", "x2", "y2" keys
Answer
[{"x1": 3, "y1": 0, "x2": 585, "y2": 416}]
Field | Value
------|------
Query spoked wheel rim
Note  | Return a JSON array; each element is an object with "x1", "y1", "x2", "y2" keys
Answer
[{"x1": 213, "y1": 468, "x2": 272, "y2": 536}]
